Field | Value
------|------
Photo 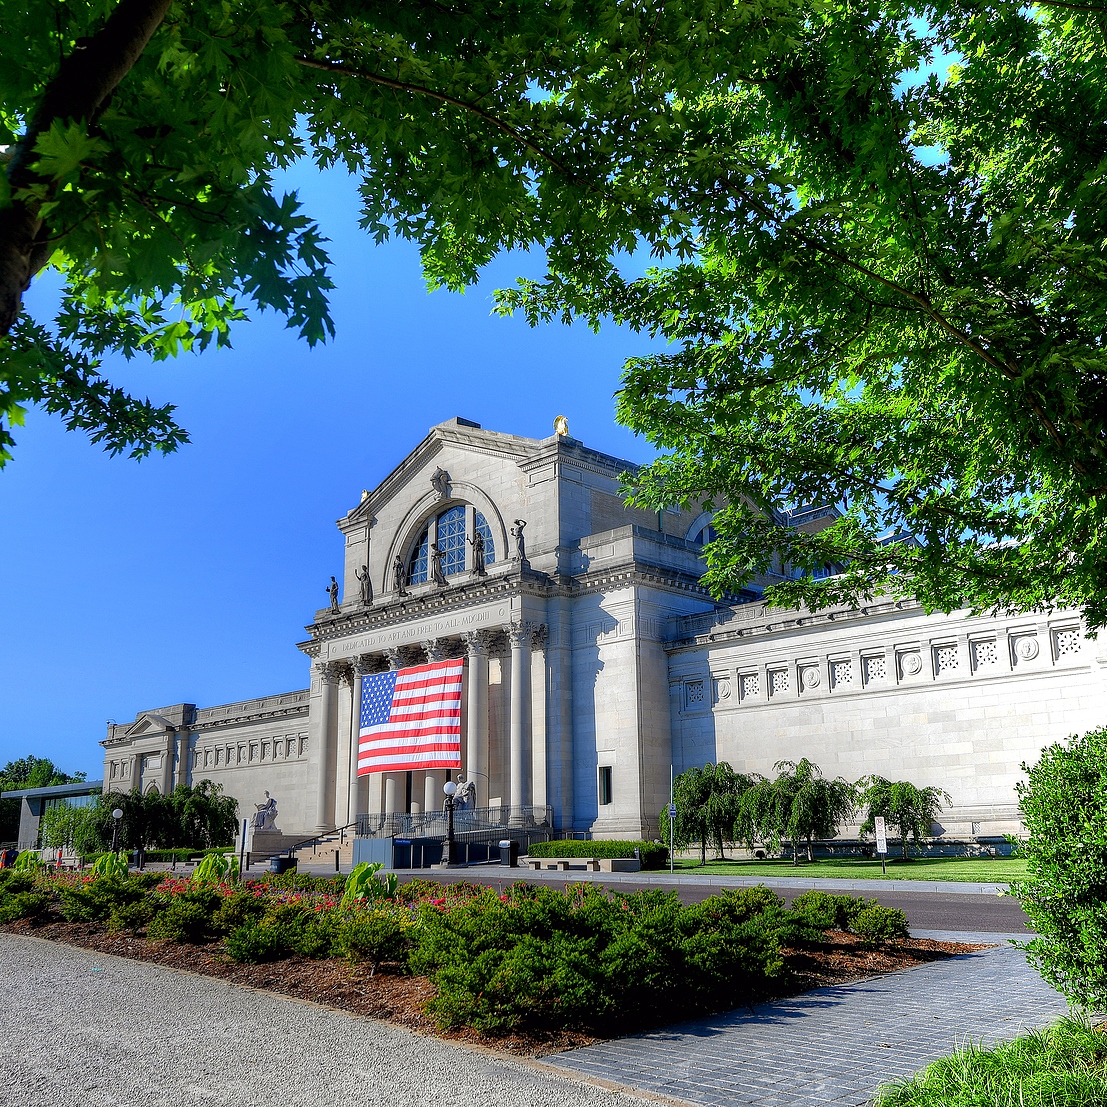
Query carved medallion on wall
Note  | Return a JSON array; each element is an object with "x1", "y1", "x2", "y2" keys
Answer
[
  {"x1": 1013, "y1": 635, "x2": 1039, "y2": 661},
  {"x1": 800, "y1": 666, "x2": 821, "y2": 690},
  {"x1": 899, "y1": 652, "x2": 923, "y2": 677}
]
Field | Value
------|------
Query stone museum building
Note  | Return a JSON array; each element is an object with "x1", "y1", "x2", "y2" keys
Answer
[{"x1": 101, "y1": 417, "x2": 1106, "y2": 844}]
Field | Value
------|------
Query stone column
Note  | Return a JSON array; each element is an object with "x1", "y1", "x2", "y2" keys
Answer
[
  {"x1": 546, "y1": 596, "x2": 575, "y2": 831},
  {"x1": 462, "y1": 630, "x2": 490, "y2": 807},
  {"x1": 507, "y1": 621, "x2": 532, "y2": 813},
  {"x1": 347, "y1": 658, "x2": 372, "y2": 826},
  {"x1": 414, "y1": 640, "x2": 444, "y2": 809},
  {"x1": 424, "y1": 770, "x2": 441, "y2": 814},
  {"x1": 162, "y1": 729, "x2": 175, "y2": 794},
  {"x1": 382, "y1": 648, "x2": 403, "y2": 814},
  {"x1": 315, "y1": 662, "x2": 340, "y2": 832}
]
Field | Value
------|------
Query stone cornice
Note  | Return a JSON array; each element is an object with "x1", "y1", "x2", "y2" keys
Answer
[
  {"x1": 518, "y1": 436, "x2": 640, "y2": 481},
  {"x1": 298, "y1": 557, "x2": 735, "y2": 656},
  {"x1": 665, "y1": 596, "x2": 923, "y2": 652}
]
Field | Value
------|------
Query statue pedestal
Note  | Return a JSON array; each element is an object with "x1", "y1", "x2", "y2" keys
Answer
[{"x1": 242, "y1": 825, "x2": 301, "y2": 862}]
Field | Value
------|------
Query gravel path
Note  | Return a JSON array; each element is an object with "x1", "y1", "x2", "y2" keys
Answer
[{"x1": 0, "y1": 933, "x2": 651, "y2": 1107}]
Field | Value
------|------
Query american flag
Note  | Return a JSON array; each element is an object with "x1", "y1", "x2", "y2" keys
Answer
[{"x1": 357, "y1": 658, "x2": 464, "y2": 776}]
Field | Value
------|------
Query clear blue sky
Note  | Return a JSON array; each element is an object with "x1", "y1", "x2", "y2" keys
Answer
[{"x1": 0, "y1": 163, "x2": 658, "y2": 778}]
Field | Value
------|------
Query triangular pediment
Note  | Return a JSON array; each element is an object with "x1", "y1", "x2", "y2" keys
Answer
[
  {"x1": 124, "y1": 712, "x2": 175, "y2": 738},
  {"x1": 344, "y1": 417, "x2": 543, "y2": 526}
]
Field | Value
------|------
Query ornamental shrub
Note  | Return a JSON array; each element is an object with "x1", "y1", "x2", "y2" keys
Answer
[
  {"x1": 789, "y1": 891, "x2": 870, "y2": 932},
  {"x1": 213, "y1": 889, "x2": 267, "y2": 933},
  {"x1": 107, "y1": 898, "x2": 156, "y2": 934},
  {"x1": 1014, "y1": 725, "x2": 1107, "y2": 1008},
  {"x1": 225, "y1": 920, "x2": 285, "y2": 964},
  {"x1": 223, "y1": 904, "x2": 340, "y2": 962},
  {"x1": 147, "y1": 885, "x2": 220, "y2": 942},
  {"x1": 334, "y1": 910, "x2": 410, "y2": 971},
  {"x1": 850, "y1": 905, "x2": 910, "y2": 947},
  {"x1": 0, "y1": 890, "x2": 49, "y2": 922},
  {"x1": 60, "y1": 876, "x2": 147, "y2": 922},
  {"x1": 525, "y1": 840, "x2": 669, "y2": 869},
  {"x1": 410, "y1": 883, "x2": 785, "y2": 1033}
]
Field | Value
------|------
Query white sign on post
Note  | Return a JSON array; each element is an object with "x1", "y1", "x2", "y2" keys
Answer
[
  {"x1": 874, "y1": 816, "x2": 888, "y2": 855},
  {"x1": 668, "y1": 804, "x2": 677, "y2": 819}
]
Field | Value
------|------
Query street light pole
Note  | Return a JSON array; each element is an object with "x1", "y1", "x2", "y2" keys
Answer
[
  {"x1": 111, "y1": 808, "x2": 123, "y2": 854},
  {"x1": 442, "y1": 780, "x2": 457, "y2": 865}
]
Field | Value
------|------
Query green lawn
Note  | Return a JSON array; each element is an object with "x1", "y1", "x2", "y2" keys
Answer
[
  {"x1": 669, "y1": 856, "x2": 1028, "y2": 882},
  {"x1": 872, "y1": 1017, "x2": 1107, "y2": 1107}
]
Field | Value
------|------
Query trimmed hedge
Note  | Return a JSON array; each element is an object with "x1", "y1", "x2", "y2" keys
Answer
[
  {"x1": 411, "y1": 884, "x2": 784, "y2": 1032},
  {"x1": 526, "y1": 839, "x2": 669, "y2": 870},
  {"x1": 82, "y1": 846, "x2": 233, "y2": 864}
]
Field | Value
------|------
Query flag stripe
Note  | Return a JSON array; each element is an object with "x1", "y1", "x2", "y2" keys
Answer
[{"x1": 357, "y1": 658, "x2": 463, "y2": 776}]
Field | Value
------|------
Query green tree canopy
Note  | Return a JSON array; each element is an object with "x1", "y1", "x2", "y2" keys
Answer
[
  {"x1": 858, "y1": 776, "x2": 951, "y2": 860},
  {"x1": 743, "y1": 759, "x2": 856, "y2": 864},
  {"x1": 6, "y1": 0, "x2": 1106, "y2": 632},
  {"x1": 493, "y1": 1, "x2": 1107, "y2": 627},
  {"x1": 1014, "y1": 726, "x2": 1107, "y2": 1009},
  {"x1": 662, "y1": 761, "x2": 760, "y2": 864}
]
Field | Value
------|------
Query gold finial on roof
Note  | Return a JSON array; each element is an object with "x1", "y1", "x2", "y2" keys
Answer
[{"x1": 553, "y1": 414, "x2": 569, "y2": 437}]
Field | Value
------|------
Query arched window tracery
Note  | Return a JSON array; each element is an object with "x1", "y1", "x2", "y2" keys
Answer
[
  {"x1": 474, "y1": 510, "x2": 495, "y2": 566},
  {"x1": 407, "y1": 503, "x2": 497, "y2": 584}
]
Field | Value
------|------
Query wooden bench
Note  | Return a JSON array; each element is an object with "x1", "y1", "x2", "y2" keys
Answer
[{"x1": 525, "y1": 856, "x2": 600, "y2": 872}]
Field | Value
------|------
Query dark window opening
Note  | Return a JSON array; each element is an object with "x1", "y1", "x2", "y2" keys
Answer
[{"x1": 598, "y1": 765, "x2": 613, "y2": 806}]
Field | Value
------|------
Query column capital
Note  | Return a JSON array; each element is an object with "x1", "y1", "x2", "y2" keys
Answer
[
  {"x1": 507, "y1": 620, "x2": 544, "y2": 649},
  {"x1": 529, "y1": 623, "x2": 549, "y2": 652},
  {"x1": 383, "y1": 647, "x2": 404, "y2": 671},
  {"x1": 317, "y1": 661, "x2": 342, "y2": 686},
  {"x1": 352, "y1": 655, "x2": 374, "y2": 678},
  {"x1": 461, "y1": 629, "x2": 492, "y2": 658},
  {"x1": 421, "y1": 638, "x2": 446, "y2": 662}
]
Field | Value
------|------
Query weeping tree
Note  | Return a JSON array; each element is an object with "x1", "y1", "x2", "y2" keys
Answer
[
  {"x1": 743, "y1": 759, "x2": 857, "y2": 865},
  {"x1": 661, "y1": 762, "x2": 759, "y2": 866},
  {"x1": 858, "y1": 777, "x2": 951, "y2": 860}
]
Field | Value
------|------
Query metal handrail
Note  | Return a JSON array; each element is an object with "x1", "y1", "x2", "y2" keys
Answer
[
  {"x1": 355, "y1": 805, "x2": 553, "y2": 840},
  {"x1": 279, "y1": 820, "x2": 359, "y2": 859}
]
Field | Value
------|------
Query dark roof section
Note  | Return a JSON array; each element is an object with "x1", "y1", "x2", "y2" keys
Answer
[{"x1": 0, "y1": 780, "x2": 104, "y2": 801}]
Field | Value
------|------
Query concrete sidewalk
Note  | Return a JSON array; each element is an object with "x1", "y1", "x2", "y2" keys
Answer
[{"x1": 547, "y1": 937, "x2": 1065, "y2": 1107}]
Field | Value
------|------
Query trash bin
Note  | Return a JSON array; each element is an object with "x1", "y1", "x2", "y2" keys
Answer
[
  {"x1": 499, "y1": 839, "x2": 520, "y2": 867},
  {"x1": 269, "y1": 855, "x2": 297, "y2": 874}
]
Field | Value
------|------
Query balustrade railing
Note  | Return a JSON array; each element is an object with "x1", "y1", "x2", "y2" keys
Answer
[{"x1": 355, "y1": 804, "x2": 553, "y2": 841}]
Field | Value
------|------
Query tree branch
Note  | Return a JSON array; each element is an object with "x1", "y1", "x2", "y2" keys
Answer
[
  {"x1": 0, "y1": 0, "x2": 172, "y2": 337},
  {"x1": 293, "y1": 55, "x2": 583, "y2": 186}
]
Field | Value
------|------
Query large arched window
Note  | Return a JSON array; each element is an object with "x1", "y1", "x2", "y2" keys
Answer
[{"x1": 408, "y1": 504, "x2": 497, "y2": 583}]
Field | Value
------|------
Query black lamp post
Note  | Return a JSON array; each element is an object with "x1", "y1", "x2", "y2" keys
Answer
[
  {"x1": 442, "y1": 780, "x2": 457, "y2": 865},
  {"x1": 110, "y1": 808, "x2": 123, "y2": 854}
]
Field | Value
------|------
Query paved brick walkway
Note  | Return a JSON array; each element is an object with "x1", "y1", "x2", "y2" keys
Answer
[{"x1": 545, "y1": 940, "x2": 1068, "y2": 1107}]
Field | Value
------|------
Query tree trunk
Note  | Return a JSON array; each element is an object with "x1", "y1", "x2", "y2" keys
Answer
[
  {"x1": 0, "y1": 0, "x2": 172, "y2": 336},
  {"x1": 807, "y1": 836, "x2": 814, "y2": 862},
  {"x1": 791, "y1": 836, "x2": 799, "y2": 866}
]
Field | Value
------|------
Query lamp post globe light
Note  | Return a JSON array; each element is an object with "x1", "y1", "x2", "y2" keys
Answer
[
  {"x1": 442, "y1": 780, "x2": 457, "y2": 866},
  {"x1": 111, "y1": 808, "x2": 123, "y2": 854}
]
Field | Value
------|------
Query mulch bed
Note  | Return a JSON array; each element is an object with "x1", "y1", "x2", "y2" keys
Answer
[{"x1": 0, "y1": 916, "x2": 986, "y2": 1056}]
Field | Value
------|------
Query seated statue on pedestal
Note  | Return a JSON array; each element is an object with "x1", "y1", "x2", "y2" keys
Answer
[{"x1": 253, "y1": 791, "x2": 278, "y2": 831}]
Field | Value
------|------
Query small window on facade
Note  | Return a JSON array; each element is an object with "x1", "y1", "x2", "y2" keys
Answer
[{"x1": 598, "y1": 765, "x2": 613, "y2": 806}]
